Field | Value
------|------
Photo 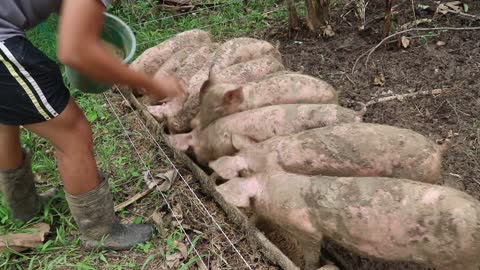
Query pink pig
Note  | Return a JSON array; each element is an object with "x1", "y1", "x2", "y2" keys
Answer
[
  {"x1": 217, "y1": 172, "x2": 480, "y2": 270},
  {"x1": 169, "y1": 104, "x2": 363, "y2": 165},
  {"x1": 210, "y1": 123, "x2": 448, "y2": 184},
  {"x1": 192, "y1": 72, "x2": 340, "y2": 129}
]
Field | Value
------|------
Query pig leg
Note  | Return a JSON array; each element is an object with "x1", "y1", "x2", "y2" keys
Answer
[{"x1": 298, "y1": 236, "x2": 323, "y2": 270}]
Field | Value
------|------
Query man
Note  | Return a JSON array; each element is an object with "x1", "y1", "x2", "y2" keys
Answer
[{"x1": 0, "y1": 0, "x2": 183, "y2": 250}]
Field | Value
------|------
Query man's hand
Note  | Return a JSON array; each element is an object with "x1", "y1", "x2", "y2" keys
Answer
[{"x1": 147, "y1": 75, "x2": 186, "y2": 103}]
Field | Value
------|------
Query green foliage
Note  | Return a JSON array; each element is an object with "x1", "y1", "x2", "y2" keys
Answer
[{"x1": 0, "y1": 1, "x2": 288, "y2": 269}]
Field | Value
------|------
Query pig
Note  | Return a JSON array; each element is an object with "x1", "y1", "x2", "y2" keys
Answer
[
  {"x1": 127, "y1": 29, "x2": 211, "y2": 95},
  {"x1": 165, "y1": 56, "x2": 286, "y2": 134},
  {"x1": 209, "y1": 123, "x2": 448, "y2": 183},
  {"x1": 169, "y1": 104, "x2": 363, "y2": 164},
  {"x1": 209, "y1": 37, "x2": 282, "y2": 74},
  {"x1": 146, "y1": 44, "x2": 219, "y2": 121},
  {"x1": 139, "y1": 46, "x2": 200, "y2": 107},
  {"x1": 192, "y1": 72, "x2": 340, "y2": 129},
  {"x1": 210, "y1": 56, "x2": 285, "y2": 85},
  {"x1": 217, "y1": 172, "x2": 480, "y2": 270}
]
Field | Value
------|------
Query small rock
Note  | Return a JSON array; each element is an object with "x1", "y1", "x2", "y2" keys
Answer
[{"x1": 436, "y1": 41, "x2": 446, "y2": 47}]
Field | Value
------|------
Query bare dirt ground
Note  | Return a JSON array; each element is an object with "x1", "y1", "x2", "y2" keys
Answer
[{"x1": 261, "y1": 0, "x2": 479, "y2": 196}]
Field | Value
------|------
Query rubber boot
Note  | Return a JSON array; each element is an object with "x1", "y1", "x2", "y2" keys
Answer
[
  {"x1": 0, "y1": 149, "x2": 56, "y2": 222},
  {"x1": 65, "y1": 175, "x2": 153, "y2": 251}
]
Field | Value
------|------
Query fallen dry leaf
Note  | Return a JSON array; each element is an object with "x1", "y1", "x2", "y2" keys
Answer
[
  {"x1": 166, "y1": 252, "x2": 183, "y2": 269},
  {"x1": 401, "y1": 36, "x2": 410, "y2": 48},
  {"x1": 0, "y1": 223, "x2": 50, "y2": 253},
  {"x1": 373, "y1": 73, "x2": 386, "y2": 87},
  {"x1": 437, "y1": 1, "x2": 462, "y2": 14},
  {"x1": 171, "y1": 204, "x2": 184, "y2": 226},
  {"x1": 155, "y1": 169, "x2": 178, "y2": 192},
  {"x1": 322, "y1": 25, "x2": 335, "y2": 37},
  {"x1": 174, "y1": 240, "x2": 188, "y2": 258}
]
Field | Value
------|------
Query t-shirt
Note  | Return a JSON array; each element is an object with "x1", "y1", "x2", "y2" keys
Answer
[{"x1": 0, "y1": 0, "x2": 112, "y2": 41}]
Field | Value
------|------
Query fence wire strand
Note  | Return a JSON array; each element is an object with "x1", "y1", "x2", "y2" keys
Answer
[
  {"x1": 103, "y1": 93, "x2": 210, "y2": 269},
  {"x1": 107, "y1": 86, "x2": 253, "y2": 270}
]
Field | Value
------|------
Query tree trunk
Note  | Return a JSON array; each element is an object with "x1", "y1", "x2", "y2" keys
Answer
[
  {"x1": 384, "y1": 0, "x2": 393, "y2": 36},
  {"x1": 286, "y1": 0, "x2": 301, "y2": 30},
  {"x1": 317, "y1": 0, "x2": 331, "y2": 27},
  {"x1": 305, "y1": 0, "x2": 322, "y2": 31}
]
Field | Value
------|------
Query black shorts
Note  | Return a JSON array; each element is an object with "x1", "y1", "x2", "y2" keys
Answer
[{"x1": 0, "y1": 36, "x2": 70, "y2": 126}]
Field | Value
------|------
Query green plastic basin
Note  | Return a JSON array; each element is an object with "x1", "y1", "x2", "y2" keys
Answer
[{"x1": 65, "y1": 13, "x2": 136, "y2": 94}]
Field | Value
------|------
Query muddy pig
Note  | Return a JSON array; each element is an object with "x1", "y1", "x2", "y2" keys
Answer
[
  {"x1": 165, "y1": 56, "x2": 286, "y2": 134},
  {"x1": 192, "y1": 72, "x2": 340, "y2": 129},
  {"x1": 127, "y1": 29, "x2": 211, "y2": 95},
  {"x1": 210, "y1": 123, "x2": 448, "y2": 183},
  {"x1": 169, "y1": 104, "x2": 363, "y2": 164},
  {"x1": 209, "y1": 37, "x2": 281, "y2": 74},
  {"x1": 217, "y1": 173, "x2": 480, "y2": 270},
  {"x1": 140, "y1": 46, "x2": 200, "y2": 107},
  {"x1": 146, "y1": 44, "x2": 219, "y2": 121}
]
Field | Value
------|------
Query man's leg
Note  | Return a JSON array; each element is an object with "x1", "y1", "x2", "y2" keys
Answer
[
  {"x1": 24, "y1": 98, "x2": 100, "y2": 195},
  {"x1": 25, "y1": 97, "x2": 153, "y2": 250},
  {"x1": 0, "y1": 124, "x2": 47, "y2": 221},
  {"x1": 0, "y1": 124, "x2": 23, "y2": 170}
]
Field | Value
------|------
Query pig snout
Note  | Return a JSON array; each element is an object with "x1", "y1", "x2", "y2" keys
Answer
[
  {"x1": 168, "y1": 132, "x2": 193, "y2": 152},
  {"x1": 209, "y1": 156, "x2": 248, "y2": 179}
]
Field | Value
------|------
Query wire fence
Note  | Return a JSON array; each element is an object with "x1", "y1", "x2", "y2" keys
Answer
[
  {"x1": 99, "y1": 0, "x2": 302, "y2": 269},
  {"x1": 101, "y1": 1, "x2": 298, "y2": 268}
]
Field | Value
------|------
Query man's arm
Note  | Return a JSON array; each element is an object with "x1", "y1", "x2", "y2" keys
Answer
[{"x1": 57, "y1": 0, "x2": 181, "y2": 100}]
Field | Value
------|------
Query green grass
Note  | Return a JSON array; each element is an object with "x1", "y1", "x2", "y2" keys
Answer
[{"x1": 0, "y1": 1, "x2": 287, "y2": 269}]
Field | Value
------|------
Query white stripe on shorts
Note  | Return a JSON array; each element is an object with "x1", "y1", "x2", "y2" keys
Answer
[{"x1": 0, "y1": 42, "x2": 59, "y2": 117}]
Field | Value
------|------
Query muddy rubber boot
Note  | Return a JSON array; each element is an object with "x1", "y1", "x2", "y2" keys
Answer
[
  {"x1": 0, "y1": 149, "x2": 56, "y2": 222},
  {"x1": 65, "y1": 176, "x2": 153, "y2": 251}
]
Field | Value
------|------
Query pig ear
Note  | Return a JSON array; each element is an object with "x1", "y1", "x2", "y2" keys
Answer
[
  {"x1": 168, "y1": 133, "x2": 193, "y2": 152},
  {"x1": 199, "y1": 79, "x2": 213, "y2": 100},
  {"x1": 216, "y1": 177, "x2": 259, "y2": 208},
  {"x1": 223, "y1": 87, "x2": 244, "y2": 105},
  {"x1": 231, "y1": 134, "x2": 256, "y2": 151}
]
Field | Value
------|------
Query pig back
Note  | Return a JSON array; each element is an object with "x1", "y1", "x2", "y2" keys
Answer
[
  {"x1": 198, "y1": 104, "x2": 361, "y2": 162},
  {"x1": 303, "y1": 175, "x2": 480, "y2": 267},
  {"x1": 258, "y1": 173, "x2": 480, "y2": 268},
  {"x1": 210, "y1": 37, "x2": 282, "y2": 74},
  {"x1": 130, "y1": 29, "x2": 211, "y2": 78},
  {"x1": 274, "y1": 123, "x2": 444, "y2": 183}
]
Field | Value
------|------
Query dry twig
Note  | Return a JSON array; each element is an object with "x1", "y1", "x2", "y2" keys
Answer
[
  {"x1": 365, "y1": 88, "x2": 445, "y2": 106},
  {"x1": 352, "y1": 26, "x2": 480, "y2": 73}
]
